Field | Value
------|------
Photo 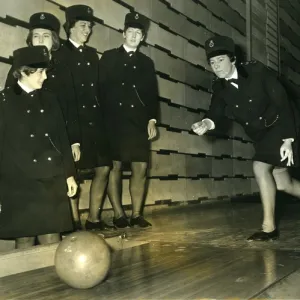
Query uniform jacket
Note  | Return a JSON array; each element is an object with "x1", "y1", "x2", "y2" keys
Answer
[
  {"x1": 206, "y1": 60, "x2": 297, "y2": 141},
  {"x1": 98, "y1": 46, "x2": 158, "y2": 130},
  {"x1": 55, "y1": 40, "x2": 104, "y2": 143},
  {"x1": 0, "y1": 84, "x2": 75, "y2": 179},
  {"x1": 5, "y1": 54, "x2": 80, "y2": 145}
]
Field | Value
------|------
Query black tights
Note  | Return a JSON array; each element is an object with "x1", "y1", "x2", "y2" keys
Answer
[{"x1": 107, "y1": 161, "x2": 148, "y2": 218}]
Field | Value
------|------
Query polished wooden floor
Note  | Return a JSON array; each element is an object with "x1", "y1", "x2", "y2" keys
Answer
[{"x1": 2, "y1": 198, "x2": 300, "y2": 299}]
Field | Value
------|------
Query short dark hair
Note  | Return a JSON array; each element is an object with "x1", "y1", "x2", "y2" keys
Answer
[
  {"x1": 124, "y1": 25, "x2": 145, "y2": 36},
  {"x1": 64, "y1": 19, "x2": 94, "y2": 38},
  {"x1": 26, "y1": 29, "x2": 60, "y2": 51},
  {"x1": 207, "y1": 51, "x2": 236, "y2": 64},
  {"x1": 13, "y1": 66, "x2": 39, "y2": 79}
]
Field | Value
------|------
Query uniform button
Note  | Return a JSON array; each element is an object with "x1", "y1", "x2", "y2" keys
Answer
[
  {"x1": 82, "y1": 105, "x2": 86, "y2": 108},
  {"x1": 133, "y1": 66, "x2": 136, "y2": 69},
  {"x1": 133, "y1": 85, "x2": 136, "y2": 88},
  {"x1": 87, "y1": 62, "x2": 90, "y2": 65},
  {"x1": 122, "y1": 83, "x2": 125, "y2": 85},
  {"x1": 30, "y1": 134, "x2": 35, "y2": 138},
  {"x1": 40, "y1": 109, "x2": 44, "y2": 113},
  {"x1": 2, "y1": 98, "x2": 5, "y2": 102},
  {"x1": 124, "y1": 63, "x2": 127, "y2": 66},
  {"x1": 31, "y1": 94, "x2": 34, "y2": 97},
  {"x1": 27, "y1": 110, "x2": 31, "y2": 113},
  {"x1": 91, "y1": 83, "x2": 94, "y2": 86},
  {"x1": 33, "y1": 159, "x2": 37, "y2": 163},
  {"x1": 48, "y1": 157, "x2": 52, "y2": 161},
  {"x1": 119, "y1": 102, "x2": 122, "y2": 106},
  {"x1": 131, "y1": 104, "x2": 134, "y2": 108},
  {"x1": 245, "y1": 122, "x2": 249, "y2": 125},
  {"x1": 93, "y1": 105, "x2": 96, "y2": 108},
  {"x1": 79, "y1": 49, "x2": 83, "y2": 52},
  {"x1": 78, "y1": 62, "x2": 81, "y2": 66},
  {"x1": 52, "y1": 75, "x2": 55, "y2": 78},
  {"x1": 259, "y1": 117, "x2": 262, "y2": 120},
  {"x1": 249, "y1": 99, "x2": 252, "y2": 102},
  {"x1": 89, "y1": 122, "x2": 93, "y2": 126},
  {"x1": 235, "y1": 105, "x2": 239, "y2": 108},
  {"x1": 45, "y1": 133, "x2": 49, "y2": 137},
  {"x1": 81, "y1": 84, "x2": 84, "y2": 87}
]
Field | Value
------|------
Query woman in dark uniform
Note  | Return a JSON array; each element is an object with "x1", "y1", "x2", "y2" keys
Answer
[
  {"x1": 0, "y1": 46, "x2": 77, "y2": 249},
  {"x1": 5, "y1": 12, "x2": 82, "y2": 229},
  {"x1": 99, "y1": 12, "x2": 158, "y2": 228},
  {"x1": 192, "y1": 35, "x2": 300, "y2": 241},
  {"x1": 56, "y1": 5, "x2": 114, "y2": 231}
]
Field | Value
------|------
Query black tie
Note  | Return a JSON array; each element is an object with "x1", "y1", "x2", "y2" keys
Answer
[{"x1": 228, "y1": 78, "x2": 238, "y2": 84}]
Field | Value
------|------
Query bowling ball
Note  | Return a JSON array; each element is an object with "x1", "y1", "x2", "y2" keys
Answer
[{"x1": 54, "y1": 231, "x2": 111, "y2": 289}]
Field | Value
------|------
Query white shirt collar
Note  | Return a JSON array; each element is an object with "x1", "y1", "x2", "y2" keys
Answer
[
  {"x1": 225, "y1": 67, "x2": 238, "y2": 81},
  {"x1": 123, "y1": 44, "x2": 137, "y2": 53},
  {"x1": 69, "y1": 38, "x2": 82, "y2": 48},
  {"x1": 17, "y1": 80, "x2": 34, "y2": 94}
]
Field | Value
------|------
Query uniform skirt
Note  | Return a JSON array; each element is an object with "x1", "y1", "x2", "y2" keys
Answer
[
  {"x1": 251, "y1": 118, "x2": 299, "y2": 167},
  {"x1": 0, "y1": 160, "x2": 73, "y2": 239},
  {"x1": 108, "y1": 119, "x2": 150, "y2": 163},
  {"x1": 76, "y1": 125, "x2": 112, "y2": 170}
]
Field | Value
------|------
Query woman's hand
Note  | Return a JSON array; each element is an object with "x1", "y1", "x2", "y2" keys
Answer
[
  {"x1": 66, "y1": 176, "x2": 78, "y2": 197},
  {"x1": 71, "y1": 144, "x2": 81, "y2": 162},
  {"x1": 148, "y1": 120, "x2": 157, "y2": 140},
  {"x1": 280, "y1": 140, "x2": 294, "y2": 167},
  {"x1": 191, "y1": 121, "x2": 209, "y2": 135}
]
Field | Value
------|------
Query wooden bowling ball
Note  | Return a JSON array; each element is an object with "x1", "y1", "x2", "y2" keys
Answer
[{"x1": 55, "y1": 231, "x2": 111, "y2": 289}]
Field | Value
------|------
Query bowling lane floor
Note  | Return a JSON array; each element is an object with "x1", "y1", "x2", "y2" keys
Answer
[{"x1": 2, "y1": 198, "x2": 300, "y2": 299}]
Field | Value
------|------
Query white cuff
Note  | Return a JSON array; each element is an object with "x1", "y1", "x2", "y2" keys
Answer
[
  {"x1": 202, "y1": 118, "x2": 215, "y2": 130},
  {"x1": 72, "y1": 143, "x2": 80, "y2": 147},
  {"x1": 282, "y1": 138, "x2": 294, "y2": 143},
  {"x1": 149, "y1": 119, "x2": 157, "y2": 123}
]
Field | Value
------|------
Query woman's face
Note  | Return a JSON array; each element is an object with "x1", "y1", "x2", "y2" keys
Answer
[
  {"x1": 32, "y1": 28, "x2": 53, "y2": 51},
  {"x1": 70, "y1": 21, "x2": 92, "y2": 45},
  {"x1": 209, "y1": 55, "x2": 235, "y2": 79},
  {"x1": 21, "y1": 68, "x2": 47, "y2": 90},
  {"x1": 123, "y1": 27, "x2": 144, "y2": 49}
]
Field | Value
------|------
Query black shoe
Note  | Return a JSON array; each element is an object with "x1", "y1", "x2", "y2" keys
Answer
[
  {"x1": 85, "y1": 220, "x2": 116, "y2": 231},
  {"x1": 247, "y1": 229, "x2": 279, "y2": 241},
  {"x1": 113, "y1": 216, "x2": 131, "y2": 228},
  {"x1": 130, "y1": 216, "x2": 152, "y2": 228}
]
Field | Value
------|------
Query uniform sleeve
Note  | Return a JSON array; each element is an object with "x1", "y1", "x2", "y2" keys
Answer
[
  {"x1": 263, "y1": 68, "x2": 297, "y2": 140},
  {"x1": 61, "y1": 66, "x2": 81, "y2": 145},
  {"x1": 0, "y1": 97, "x2": 5, "y2": 168},
  {"x1": 5, "y1": 66, "x2": 16, "y2": 88},
  {"x1": 53, "y1": 97, "x2": 76, "y2": 179},
  {"x1": 145, "y1": 59, "x2": 159, "y2": 121},
  {"x1": 204, "y1": 81, "x2": 227, "y2": 130},
  {"x1": 98, "y1": 52, "x2": 109, "y2": 104}
]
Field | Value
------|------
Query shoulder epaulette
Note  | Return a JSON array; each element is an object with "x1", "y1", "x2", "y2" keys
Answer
[{"x1": 241, "y1": 60, "x2": 257, "y2": 66}]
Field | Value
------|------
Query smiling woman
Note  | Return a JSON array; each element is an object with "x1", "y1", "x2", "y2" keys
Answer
[{"x1": 0, "y1": 46, "x2": 77, "y2": 249}]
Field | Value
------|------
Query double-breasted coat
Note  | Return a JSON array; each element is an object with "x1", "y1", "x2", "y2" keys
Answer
[
  {"x1": 56, "y1": 40, "x2": 111, "y2": 169},
  {"x1": 5, "y1": 52, "x2": 80, "y2": 145},
  {"x1": 0, "y1": 84, "x2": 75, "y2": 238},
  {"x1": 98, "y1": 46, "x2": 159, "y2": 162},
  {"x1": 206, "y1": 60, "x2": 298, "y2": 166}
]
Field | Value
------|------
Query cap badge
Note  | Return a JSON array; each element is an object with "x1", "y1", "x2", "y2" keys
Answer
[
  {"x1": 40, "y1": 13, "x2": 45, "y2": 20},
  {"x1": 87, "y1": 7, "x2": 92, "y2": 14},
  {"x1": 43, "y1": 49, "x2": 48, "y2": 56},
  {"x1": 209, "y1": 40, "x2": 214, "y2": 48},
  {"x1": 135, "y1": 13, "x2": 139, "y2": 20}
]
